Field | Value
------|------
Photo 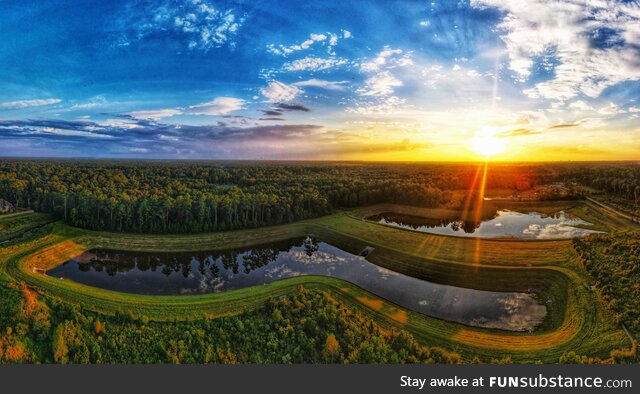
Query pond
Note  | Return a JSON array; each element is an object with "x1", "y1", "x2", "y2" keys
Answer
[
  {"x1": 368, "y1": 210, "x2": 602, "y2": 239},
  {"x1": 47, "y1": 237, "x2": 546, "y2": 331}
]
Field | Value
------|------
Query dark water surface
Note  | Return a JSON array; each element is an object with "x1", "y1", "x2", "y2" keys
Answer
[
  {"x1": 48, "y1": 237, "x2": 546, "y2": 331},
  {"x1": 368, "y1": 210, "x2": 602, "y2": 239}
]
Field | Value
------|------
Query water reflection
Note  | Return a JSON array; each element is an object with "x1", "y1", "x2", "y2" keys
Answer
[
  {"x1": 48, "y1": 237, "x2": 546, "y2": 331},
  {"x1": 368, "y1": 210, "x2": 602, "y2": 239}
]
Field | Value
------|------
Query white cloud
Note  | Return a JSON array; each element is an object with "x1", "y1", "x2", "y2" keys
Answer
[
  {"x1": 345, "y1": 96, "x2": 408, "y2": 115},
  {"x1": 466, "y1": 69, "x2": 481, "y2": 78},
  {"x1": 260, "y1": 81, "x2": 302, "y2": 102},
  {"x1": 188, "y1": 97, "x2": 245, "y2": 115},
  {"x1": 355, "y1": 46, "x2": 413, "y2": 97},
  {"x1": 282, "y1": 57, "x2": 348, "y2": 72},
  {"x1": 159, "y1": 134, "x2": 180, "y2": 142},
  {"x1": 0, "y1": 98, "x2": 61, "y2": 109},
  {"x1": 69, "y1": 95, "x2": 107, "y2": 110},
  {"x1": 360, "y1": 46, "x2": 404, "y2": 72},
  {"x1": 128, "y1": 97, "x2": 245, "y2": 120},
  {"x1": 597, "y1": 102, "x2": 625, "y2": 116},
  {"x1": 568, "y1": 100, "x2": 594, "y2": 112},
  {"x1": 358, "y1": 71, "x2": 402, "y2": 96},
  {"x1": 171, "y1": 4, "x2": 244, "y2": 50},
  {"x1": 40, "y1": 127, "x2": 113, "y2": 139},
  {"x1": 310, "y1": 33, "x2": 327, "y2": 42},
  {"x1": 101, "y1": 119, "x2": 142, "y2": 129},
  {"x1": 292, "y1": 79, "x2": 348, "y2": 90},
  {"x1": 121, "y1": 0, "x2": 245, "y2": 51},
  {"x1": 472, "y1": 0, "x2": 640, "y2": 102},
  {"x1": 126, "y1": 147, "x2": 150, "y2": 153},
  {"x1": 268, "y1": 30, "x2": 351, "y2": 57},
  {"x1": 629, "y1": 106, "x2": 640, "y2": 113},
  {"x1": 129, "y1": 109, "x2": 182, "y2": 120},
  {"x1": 419, "y1": 20, "x2": 431, "y2": 27}
]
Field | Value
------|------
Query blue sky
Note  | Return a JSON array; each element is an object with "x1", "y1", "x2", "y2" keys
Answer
[{"x1": 1, "y1": 0, "x2": 639, "y2": 160}]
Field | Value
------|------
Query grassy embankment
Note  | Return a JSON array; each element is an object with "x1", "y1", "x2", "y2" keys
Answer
[
  {"x1": 0, "y1": 201, "x2": 632, "y2": 362},
  {"x1": 0, "y1": 212, "x2": 55, "y2": 243}
]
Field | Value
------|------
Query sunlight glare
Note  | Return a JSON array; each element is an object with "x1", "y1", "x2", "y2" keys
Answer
[{"x1": 470, "y1": 131, "x2": 507, "y2": 158}]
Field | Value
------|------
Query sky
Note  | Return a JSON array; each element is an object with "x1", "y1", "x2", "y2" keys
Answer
[{"x1": 0, "y1": 0, "x2": 639, "y2": 161}]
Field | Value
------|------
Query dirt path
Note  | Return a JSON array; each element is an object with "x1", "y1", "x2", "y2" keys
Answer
[
  {"x1": 0, "y1": 209, "x2": 35, "y2": 219},
  {"x1": 586, "y1": 197, "x2": 639, "y2": 224},
  {"x1": 621, "y1": 324, "x2": 635, "y2": 345}
]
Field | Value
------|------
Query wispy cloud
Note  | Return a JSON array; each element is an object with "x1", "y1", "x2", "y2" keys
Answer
[
  {"x1": 69, "y1": 95, "x2": 107, "y2": 110},
  {"x1": 360, "y1": 46, "x2": 411, "y2": 72},
  {"x1": 267, "y1": 33, "x2": 327, "y2": 56},
  {"x1": 282, "y1": 57, "x2": 349, "y2": 72},
  {"x1": 497, "y1": 128, "x2": 540, "y2": 137},
  {"x1": 188, "y1": 97, "x2": 246, "y2": 115},
  {"x1": 260, "y1": 81, "x2": 302, "y2": 102},
  {"x1": 128, "y1": 96, "x2": 246, "y2": 120},
  {"x1": 0, "y1": 119, "x2": 114, "y2": 139},
  {"x1": 0, "y1": 98, "x2": 61, "y2": 109},
  {"x1": 267, "y1": 30, "x2": 352, "y2": 57},
  {"x1": 292, "y1": 79, "x2": 348, "y2": 90},
  {"x1": 129, "y1": 109, "x2": 182, "y2": 120},
  {"x1": 358, "y1": 71, "x2": 402, "y2": 96},
  {"x1": 355, "y1": 46, "x2": 413, "y2": 97}
]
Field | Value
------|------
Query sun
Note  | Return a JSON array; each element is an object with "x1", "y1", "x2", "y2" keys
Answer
[{"x1": 469, "y1": 130, "x2": 506, "y2": 158}]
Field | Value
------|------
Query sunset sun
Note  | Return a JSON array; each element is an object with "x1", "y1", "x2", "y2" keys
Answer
[{"x1": 470, "y1": 131, "x2": 507, "y2": 158}]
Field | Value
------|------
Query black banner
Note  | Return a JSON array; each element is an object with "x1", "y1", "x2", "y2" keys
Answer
[{"x1": 0, "y1": 365, "x2": 636, "y2": 394}]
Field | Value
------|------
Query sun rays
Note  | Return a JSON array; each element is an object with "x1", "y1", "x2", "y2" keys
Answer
[{"x1": 411, "y1": 161, "x2": 491, "y2": 268}]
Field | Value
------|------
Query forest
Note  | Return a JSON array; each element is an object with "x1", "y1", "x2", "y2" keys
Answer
[
  {"x1": 574, "y1": 232, "x2": 640, "y2": 338},
  {"x1": 558, "y1": 163, "x2": 640, "y2": 204},
  {"x1": 3, "y1": 160, "x2": 636, "y2": 234},
  {"x1": 0, "y1": 284, "x2": 462, "y2": 364}
]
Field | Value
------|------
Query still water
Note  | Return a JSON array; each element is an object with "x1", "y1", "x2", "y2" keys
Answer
[
  {"x1": 48, "y1": 237, "x2": 546, "y2": 331},
  {"x1": 368, "y1": 210, "x2": 602, "y2": 239}
]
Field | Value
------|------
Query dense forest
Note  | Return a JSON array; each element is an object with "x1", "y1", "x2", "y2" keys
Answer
[
  {"x1": 574, "y1": 232, "x2": 640, "y2": 338},
  {"x1": 0, "y1": 285, "x2": 462, "y2": 364},
  {"x1": 0, "y1": 160, "x2": 638, "y2": 233},
  {"x1": 0, "y1": 160, "x2": 535, "y2": 233},
  {"x1": 558, "y1": 164, "x2": 640, "y2": 204}
]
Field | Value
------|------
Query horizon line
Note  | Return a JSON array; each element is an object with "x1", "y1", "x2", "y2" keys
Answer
[{"x1": 1, "y1": 156, "x2": 639, "y2": 165}]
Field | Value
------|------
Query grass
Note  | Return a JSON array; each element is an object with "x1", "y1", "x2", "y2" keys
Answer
[
  {"x1": 0, "y1": 200, "x2": 632, "y2": 363},
  {"x1": 566, "y1": 201, "x2": 640, "y2": 232},
  {"x1": 0, "y1": 212, "x2": 55, "y2": 243}
]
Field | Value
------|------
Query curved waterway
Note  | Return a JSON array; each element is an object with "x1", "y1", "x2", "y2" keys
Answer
[
  {"x1": 368, "y1": 210, "x2": 602, "y2": 239},
  {"x1": 48, "y1": 237, "x2": 546, "y2": 331}
]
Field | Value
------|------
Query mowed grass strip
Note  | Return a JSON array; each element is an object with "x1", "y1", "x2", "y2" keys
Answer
[{"x1": 0, "y1": 212, "x2": 55, "y2": 242}]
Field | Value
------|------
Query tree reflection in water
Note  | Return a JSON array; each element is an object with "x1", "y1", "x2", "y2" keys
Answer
[
  {"x1": 369, "y1": 212, "x2": 483, "y2": 234},
  {"x1": 81, "y1": 237, "x2": 319, "y2": 278}
]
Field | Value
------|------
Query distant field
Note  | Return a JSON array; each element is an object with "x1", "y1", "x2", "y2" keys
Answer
[{"x1": 0, "y1": 199, "x2": 633, "y2": 363}]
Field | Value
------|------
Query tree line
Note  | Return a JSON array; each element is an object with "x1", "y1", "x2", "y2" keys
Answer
[
  {"x1": 0, "y1": 160, "x2": 548, "y2": 233},
  {"x1": 557, "y1": 164, "x2": 640, "y2": 204},
  {"x1": 1, "y1": 160, "x2": 637, "y2": 234}
]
